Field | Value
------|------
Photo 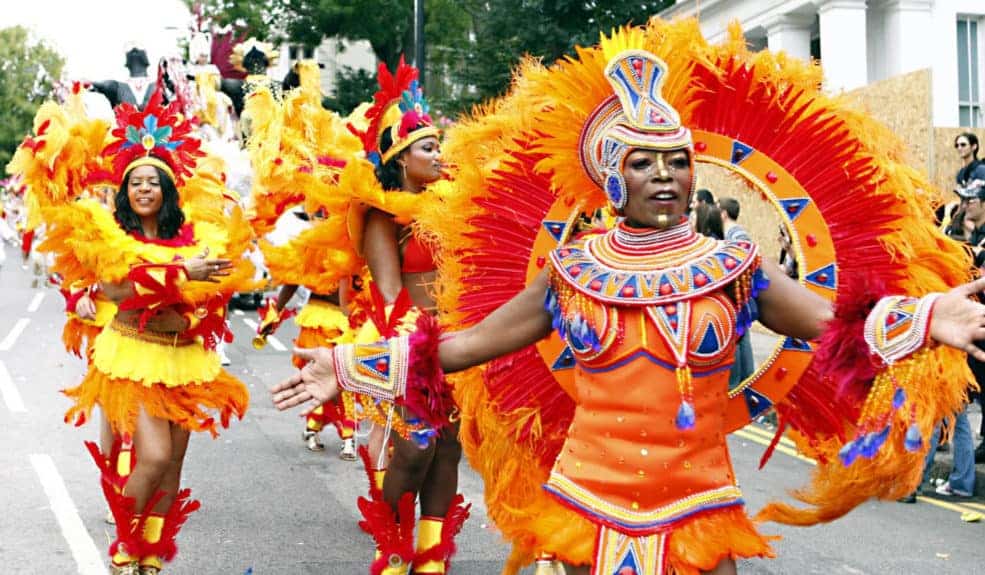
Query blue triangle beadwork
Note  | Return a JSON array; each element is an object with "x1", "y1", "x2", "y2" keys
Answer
[
  {"x1": 743, "y1": 387, "x2": 774, "y2": 418},
  {"x1": 781, "y1": 337, "x2": 812, "y2": 352},
  {"x1": 730, "y1": 140, "x2": 755, "y2": 164},
  {"x1": 551, "y1": 345, "x2": 577, "y2": 371},
  {"x1": 542, "y1": 220, "x2": 567, "y2": 242},
  {"x1": 804, "y1": 263, "x2": 837, "y2": 289},
  {"x1": 778, "y1": 198, "x2": 810, "y2": 221}
]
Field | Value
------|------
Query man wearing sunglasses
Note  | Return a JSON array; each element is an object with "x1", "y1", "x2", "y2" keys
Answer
[{"x1": 955, "y1": 133, "x2": 985, "y2": 192}]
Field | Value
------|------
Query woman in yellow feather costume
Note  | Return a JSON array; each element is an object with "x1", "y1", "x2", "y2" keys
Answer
[
  {"x1": 251, "y1": 59, "x2": 471, "y2": 575},
  {"x1": 273, "y1": 20, "x2": 985, "y2": 575},
  {"x1": 244, "y1": 61, "x2": 364, "y2": 458},
  {"x1": 8, "y1": 85, "x2": 254, "y2": 575}
]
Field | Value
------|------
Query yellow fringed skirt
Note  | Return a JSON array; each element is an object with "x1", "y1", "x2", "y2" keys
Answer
[
  {"x1": 292, "y1": 299, "x2": 347, "y2": 369},
  {"x1": 63, "y1": 321, "x2": 248, "y2": 437}
]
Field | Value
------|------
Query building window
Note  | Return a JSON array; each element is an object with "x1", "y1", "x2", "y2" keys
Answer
[
  {"x1": 288, "y1": 44, "x2": 316, "y2": 62},
  {"x1": 957, "y1": 16, "x2": 982, "y2": 127}
]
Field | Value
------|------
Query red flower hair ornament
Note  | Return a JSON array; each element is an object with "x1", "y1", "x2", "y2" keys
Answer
[{"x1": 102, "y1": 90, "x2": 204, "y2": 187}]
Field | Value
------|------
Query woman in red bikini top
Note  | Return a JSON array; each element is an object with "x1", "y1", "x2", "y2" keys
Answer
[{"x1": 352, "y1": 62, "x2": 467, "y2": 575}]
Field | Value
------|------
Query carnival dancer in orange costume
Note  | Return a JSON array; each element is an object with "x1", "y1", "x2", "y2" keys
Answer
[
  {"x1": 274, "y1": 22, "x2": 985, "y2": 575},
  {"x1": 9, "y1": 85, "x2": 254, "y2": 575}
]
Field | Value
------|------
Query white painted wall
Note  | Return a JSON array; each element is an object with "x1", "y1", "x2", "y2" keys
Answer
[
  {"x1": 270, "y1": 39, "x2": 376, "y2": 98},
  {"x1": 661, "y1": 0, "x2": 985, "y2": 127}
]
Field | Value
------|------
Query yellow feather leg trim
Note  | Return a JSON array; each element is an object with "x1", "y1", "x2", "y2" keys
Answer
[
  {"x1": 91, "y1": 327, "x2": 221, "y2": 388},
  {"x1": 293, "y1": 324, "x2": 344, "y2": 369}
]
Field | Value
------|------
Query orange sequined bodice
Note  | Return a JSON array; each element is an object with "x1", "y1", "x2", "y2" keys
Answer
[{"x1": 544, "y1": 221, "x2": 762, "y2": 535}]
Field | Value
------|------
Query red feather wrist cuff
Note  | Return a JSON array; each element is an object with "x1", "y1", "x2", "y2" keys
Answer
[{"x1": 332, "y1": 313, "x2": 452, "y2": 431}]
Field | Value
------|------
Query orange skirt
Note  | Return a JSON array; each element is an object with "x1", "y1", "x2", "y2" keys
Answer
[{"x1": 63, "y1": 323, "x2": 248, "y2": 437}]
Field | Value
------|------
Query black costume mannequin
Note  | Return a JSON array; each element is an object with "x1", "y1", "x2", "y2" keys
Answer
[
  {"x1": 90, "y1": 48, "x2": 157, "y2": 109},
  {"x1": 222, "y1": 46, "x2": 275, "y2": 116}
]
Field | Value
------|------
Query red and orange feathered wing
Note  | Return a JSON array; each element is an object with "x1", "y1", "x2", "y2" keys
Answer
[{"x1": 418, "y1": 18, "x2": 971, "y2": 572}]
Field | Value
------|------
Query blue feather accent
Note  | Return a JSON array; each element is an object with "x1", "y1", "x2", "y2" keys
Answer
[
  {"x1": 751, "y1": 267, "x2": 770, "y2": 295},
  {"x1": 859, "y1": 426, "x2": 890, "y2": 459},
  {"x1": 838, "y1": 439, "x2": 859, "y2": 466},
  {"x1": 904, "y1": 423, "x2": 923, "y2": 452},
  {"x1": 411, "y1": 427, "x2": 436, "y2": 448},
  {"x1": 674, "y1": 401, "x2": 695, "y2": 430},
  {"x1": 892, "y1": 387, "x2": 906, "y2": 410}
]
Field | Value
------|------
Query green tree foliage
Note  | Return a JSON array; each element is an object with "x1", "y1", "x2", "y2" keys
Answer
[
  {"x1": 186, "y1": 0, "x2": 290, "y2": 42},
  {"x1": 454, "y1": 0, "x2": 675, "y2": 109},
  {"x1": 189, "y1": 0, "x2": 673, "y2": 117},
  {"x1": 0, "y1": 26, "x2": 64, "y2": 169},
  {"x1": 320, "y1": 65, "x2": 377, "y2": 115}
]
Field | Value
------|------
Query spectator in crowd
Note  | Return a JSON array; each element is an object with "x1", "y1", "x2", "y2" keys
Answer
[
  {"x1": 718, "y1": 198, "x2": 754, "y2": 388},
  {"x1": 778, "y1": 224, "x2": 799, "y2": 280},
  {"x1": 955, "y1": 133, "x2": 985, "y2": 190},
  {"x1": 719, "y1": 197, "x2": 750, "y2": 242},
  {"x1": 689, "y1": 187, "x2": 715, "y2": 216},
  {"x1": 900, "y1": 181, "x2": 983, "y2": 503},
  {"x1": 692, "y1": 201, "x2": 723, "y2": 240}
]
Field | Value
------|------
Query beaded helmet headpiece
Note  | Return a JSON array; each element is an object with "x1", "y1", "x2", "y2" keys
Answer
[
  {"x1": 348, "y1": 56, "x2": 440, "y2": 167},
  {"x1": 579, "y1": 50, "x2": 692, "y2": 210},
  {"x1": 102, "y1": 89, "x2": 203, "y2": 187}
]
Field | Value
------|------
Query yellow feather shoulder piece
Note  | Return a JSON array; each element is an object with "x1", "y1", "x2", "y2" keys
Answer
[{"x1": 6, "y1": 91, "x2": 113, "y2": 229}]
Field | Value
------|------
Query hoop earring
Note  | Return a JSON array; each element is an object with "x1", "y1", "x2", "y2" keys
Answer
[{"x1": 400, "y1": 163, "x2": 408, "y2": 184}]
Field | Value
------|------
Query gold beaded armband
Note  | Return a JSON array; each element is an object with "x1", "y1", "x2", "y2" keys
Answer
[
  {"x1": 838, "y1": 293, "x2": 941, "y2": 466},
  {"x1": 332, "y1": 336, "x2": 410, "y2": 403},
  {"x1": 863, "y1": 294, "x2": 940, "y2": 366}
]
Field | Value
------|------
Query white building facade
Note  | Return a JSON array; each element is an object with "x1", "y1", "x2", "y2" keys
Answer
[
  {"x1": 660, "y1": 0, "x2": 984, "y2": 128},
  {"x1": 269, "y1": 38, "x2": 376, "y2": 97}
]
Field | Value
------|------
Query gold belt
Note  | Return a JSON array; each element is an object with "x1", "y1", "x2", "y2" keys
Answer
[{"x1": 110, "y1": 319, "x2": 195, "y2": 347}]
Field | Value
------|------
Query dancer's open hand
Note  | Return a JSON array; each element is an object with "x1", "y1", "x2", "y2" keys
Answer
[
  {"x1": 930, "y1": 276, "x2": 985, "y2": 361},
  {"x1": 270, "y1": 347, "x2": 339, "y2": 413},
  {"x1": 183, "y1": 248, "x2": 233, "y2": 282}
]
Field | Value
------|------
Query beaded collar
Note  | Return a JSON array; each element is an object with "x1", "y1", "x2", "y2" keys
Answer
[{"x1": 549, "y1": 221, "x2": 758, "y2": 305}]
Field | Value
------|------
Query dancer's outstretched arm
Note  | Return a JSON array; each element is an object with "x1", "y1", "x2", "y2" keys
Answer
[
  {"x1": 758, "y1": 257, "x2": 985, "y2": 360},
  {"x1": 272, "y1": 270, "x2": 553, "y2": 411}
]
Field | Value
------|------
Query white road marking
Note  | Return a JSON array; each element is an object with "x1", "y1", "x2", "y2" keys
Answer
[
  {"x1": 0, "y1": 318, "x2": 30, "y2": 351},
  {"x1": 267, "y1": 335, "x2": 287, "y2": 352},
  {"x1": 242, "y1": 318, "x2": 288, "y2": 352},
  {"x1": 0, "y1": 360, "x2": 26, "y2": 413},
  {"x1": 27, "y1": 292, "x2": 45, "y2": 313},
  {"x1": 30, "y1": 454, "x2": 105, "y2": 574},
  {"x1": 233, "y1": 309, "x2": 244, "y2": 316}
]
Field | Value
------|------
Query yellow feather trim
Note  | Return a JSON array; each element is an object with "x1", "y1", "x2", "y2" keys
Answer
[
  {"x1": 63, "y1": 364, "x2": 248, "y2": 437},
  {"x1": 38, "y1": 199, "x2": 256, "y2": 303},
  {"x1": 91, "y1": 325, "x2": 220, "y2": 387},
  {"x1": 295, "y1": 299, "x2": 349, "y2": 331}
]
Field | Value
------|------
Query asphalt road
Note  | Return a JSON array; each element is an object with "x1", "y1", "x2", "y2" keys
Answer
[{"x1": 0, "y1": 244, "x2": 982, "y2": 575}]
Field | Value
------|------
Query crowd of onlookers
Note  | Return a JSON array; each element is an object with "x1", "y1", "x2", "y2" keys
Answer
[
  {"x1": 903, "y1": 131, "x2": 985, "y2": 503},
  {"x1": 690, "y1": 132, "x2": 985, "y2": 503}
]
